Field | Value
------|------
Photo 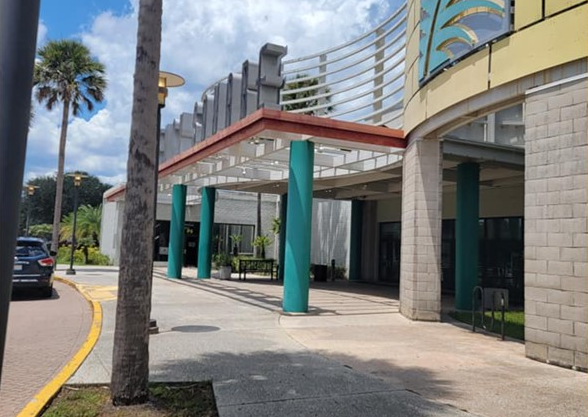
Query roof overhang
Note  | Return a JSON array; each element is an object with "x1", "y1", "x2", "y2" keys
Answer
[{"x1": 105, "y1": 109, "x2": 406, "y2": 202}]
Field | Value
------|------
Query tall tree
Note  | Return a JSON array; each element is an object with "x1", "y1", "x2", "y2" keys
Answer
[
  {"x1": 20, "y1": 173, "x2": 111, "y2": 230},
  {"x1": 34, "y1": 40, "x2": 107, "y2": 251},
  {"x1": 111, "y1": 0, "x2": 162, "y2": 405},
  {"x1": 282, "y1": 74, "x2": 334, "y2": 116}
]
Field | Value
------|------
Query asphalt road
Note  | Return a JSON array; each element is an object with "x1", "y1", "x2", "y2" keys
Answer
[{"x1": 0, "y1": 280, "x2": 92, "y2": 417}]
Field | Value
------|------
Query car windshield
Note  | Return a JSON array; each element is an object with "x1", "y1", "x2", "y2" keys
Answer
[{"x1": 15, "y1": 244, "x2": 46, "y2": 258}]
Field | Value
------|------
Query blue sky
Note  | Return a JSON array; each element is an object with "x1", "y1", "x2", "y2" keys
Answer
[{"x1": 27, "y1": 0, "x2": 399, "y2": 186}]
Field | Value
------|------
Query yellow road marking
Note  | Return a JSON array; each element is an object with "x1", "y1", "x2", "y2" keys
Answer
[
  {"x1": 76, "y1": 284, "x2": 118, "y2": 302},
  {"x1": 17, "y1": 276, "x2": 103, "y2": 417}
]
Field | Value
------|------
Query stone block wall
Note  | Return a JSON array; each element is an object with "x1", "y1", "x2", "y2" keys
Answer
[
  {"x1": 524, "y1": 77, "x2": 587, "y2": 370},
  {"x1": 399, "y1": 137, "x2": 443, "y2": 321}
]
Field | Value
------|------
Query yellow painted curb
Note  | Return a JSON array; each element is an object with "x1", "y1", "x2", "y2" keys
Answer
[{"x1": 17, "y1": 276, "x2": 103, "y2": 417}]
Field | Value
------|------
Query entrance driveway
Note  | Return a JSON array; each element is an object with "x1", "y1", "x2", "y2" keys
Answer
[{"x1": 68, "y1": 266, "x2": 586, "y2": 417}]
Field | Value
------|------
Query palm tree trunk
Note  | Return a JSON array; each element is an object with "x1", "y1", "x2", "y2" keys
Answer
[
  {"x1": 111, "y1": 0, "x2": 162, "y2": 406},
  {"x1": 50, "y1": 98, "x2": 70, "y2": 252}
]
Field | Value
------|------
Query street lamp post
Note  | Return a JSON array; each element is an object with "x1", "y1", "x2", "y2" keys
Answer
[
  {"x1": 65, "y1": 173, "x2": 86, "y2": 275},
  {"x1": 148, "y1": 72, "x2": 184, "y2": 334},
  {"x1": 153, "y1": 71, "x2": 184, "y2": 258},
  {"x1": 24, "y1": 185, "x2": 39, "y2": 236}
]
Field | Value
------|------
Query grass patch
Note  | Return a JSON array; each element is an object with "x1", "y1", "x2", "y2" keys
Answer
[
  {"x1": 449, "y1": 310, "x2": 525, "y2": 341},
  {"x1": 43, "y1": 383, "x2": 218, "y2": 417}
]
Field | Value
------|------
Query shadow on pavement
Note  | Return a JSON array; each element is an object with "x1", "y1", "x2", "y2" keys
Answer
[
  {"x1": 150, "y1": 350, "x2": 464, "y2": 417},
  {"x1": 11, "y1": 287, "x2": 60, "y2": 301}
]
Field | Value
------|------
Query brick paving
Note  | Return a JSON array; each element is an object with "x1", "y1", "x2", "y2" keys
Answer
[{"x1": 0, "y1": 280, "x2": 92, "y2": 417}]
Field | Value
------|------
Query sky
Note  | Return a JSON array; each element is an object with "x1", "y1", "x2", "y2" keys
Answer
[{"x1": 28, "y1": 0, "x2": 400, "y2": 187}]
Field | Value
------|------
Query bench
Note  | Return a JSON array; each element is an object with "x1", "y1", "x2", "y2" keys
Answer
[{"x1": 238, "y1": 259, "x2": 275, "y2": 281}]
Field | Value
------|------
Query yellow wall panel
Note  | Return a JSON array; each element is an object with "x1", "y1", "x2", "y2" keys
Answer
[
  {"x1": 515, "y1": 0, "x2": 543, "y2": 29},
  {"x1": 546, "y1": 0, "x2": 585, "y2": 16},
  {"x1": 425, "y1": 49, "x2": 490, "y2": 120},
  {"x1": 404, "y1": 62, "x2": 419, "y2": 105},
  {"x1": 490, "y1": 5, "x2": 588, "y2": 88},
  {"x1": 403, "y1": 93, "x2": 427, "y2": 134}
]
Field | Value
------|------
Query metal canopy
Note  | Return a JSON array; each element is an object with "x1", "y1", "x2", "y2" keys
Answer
[{"x1": 105, "y1": 109, "x2": 406, "y2": 202}]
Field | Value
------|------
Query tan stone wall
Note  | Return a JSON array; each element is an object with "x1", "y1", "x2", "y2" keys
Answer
[
  {"x1": 524, "y1": 77, "x2": 587, "y2": 370},
  {"x1": 399, "y1": 137, "x2": 442, "y2": 321}
]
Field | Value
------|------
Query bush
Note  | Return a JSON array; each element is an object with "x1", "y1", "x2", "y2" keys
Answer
[
  {"x1": 57, "y1": 245, "x2": 84, "y2": 265},
  {"x1": 56, "y1": 245, "x2": 110, "y2": 266},
  {"x1": 87, "y1": 247, "x2": 111, "y2": 265}
]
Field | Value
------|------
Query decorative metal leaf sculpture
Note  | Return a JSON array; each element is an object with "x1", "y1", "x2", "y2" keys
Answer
[{"x1": 419, "y1": 0, "x2": 506, "y2": 81}]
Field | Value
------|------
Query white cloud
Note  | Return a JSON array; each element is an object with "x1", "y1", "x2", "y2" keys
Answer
[{"x1": 26, "y1": 0, "x2": 399, "y2": 186}]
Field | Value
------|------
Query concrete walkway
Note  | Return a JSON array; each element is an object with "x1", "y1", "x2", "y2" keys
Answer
[
  {"x1": 68, "y1": 266, "x2": 586, "y2": 417},
  {"x1": 0, "y1": 281, "x2": 92, "y2": 417}
]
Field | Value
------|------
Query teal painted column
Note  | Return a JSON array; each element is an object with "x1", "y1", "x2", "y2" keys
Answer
[
  {"x1": 283, "y1": 141, "x2": 314, "y2": 312},
  {"x1": 278, "y1": 193, "x2": 288, "y2": 281},
  {"x1": 167, "y1": 184, "x2": 187, "y2": 279},
  {"x1": 197, "y1": 186, "x2": 216, "y2": 279},
  {"x1": 349, "y1": 200, "x2": 363, "y2": 281},
  {"x1": 455, "y1": 162, "x2": 479, "y2": 310}
]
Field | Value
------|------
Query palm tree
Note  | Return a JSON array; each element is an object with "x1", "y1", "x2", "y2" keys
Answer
[
  {"x1": 34, "y1": 40, "x2": 106, "y2": 253},
  {"x1": 59, "y1": 204, "x2": 102, "y2": 245},
  {"x1": 111, "y1": 0, "x2": 162, "y2": 406}
]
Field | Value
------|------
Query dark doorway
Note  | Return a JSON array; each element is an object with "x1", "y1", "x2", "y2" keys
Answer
[
  {"x1": 184, "y1": 222, "x2": 199, "y2": 267},
  {"x1": 379, "y1": 222, "x2": 401, "y2": 284}
]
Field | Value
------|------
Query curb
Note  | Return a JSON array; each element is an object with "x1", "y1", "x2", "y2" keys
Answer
[{"x1": 17, "y1": 276, "x2": 103, "y2": 417}]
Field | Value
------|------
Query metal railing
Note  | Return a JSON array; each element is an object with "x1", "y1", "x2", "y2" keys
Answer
[{"x1": 280, "y1": 2, "x2": 407, "y2": 128}]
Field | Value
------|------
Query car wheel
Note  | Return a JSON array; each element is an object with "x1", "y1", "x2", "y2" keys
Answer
[{"x1": 42, "y1": 285, "x2": 53, "y2": 298}]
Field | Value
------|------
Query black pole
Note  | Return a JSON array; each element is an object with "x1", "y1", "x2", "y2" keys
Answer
[
  {"x1": 0, "y1": 0, "x2": 41, "y2": 384},
  {"x1": 25, "y1": 196, "x2": 32, "y2": 236},
  {"x1": 66, "y1": 185, "x2": 79, "y2": 275}
]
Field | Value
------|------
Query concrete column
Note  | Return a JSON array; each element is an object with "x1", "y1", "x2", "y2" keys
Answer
[
  {"x1": 197, "y1": 186, "x2": 216, "y2": 279},
  {"x1": 399, "y1": 137, "x2": 442, "y2": 321},
  {"x1": 167, "y1": 184, "x2": 187, "y2": 279},
  {"x1": 278, "y1": 193, "x2": 288, "y2": 281},
  {"x1": 349, "y1": 200, "x2": 363, "y2": 281},
  {"x1": 283, "y1": 141, "x2": 314, "y2": 312},
  {"x1": 524, "y1": 78, "x2": 587, "y2": 370},
  {"x1": 455, "y1": 162, "x2": 480, "y2": 310}
]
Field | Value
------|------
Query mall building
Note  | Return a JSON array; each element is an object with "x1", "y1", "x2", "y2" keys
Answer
[{"x1": 101, "y1": 0, "x2": 587, "y2": 370}]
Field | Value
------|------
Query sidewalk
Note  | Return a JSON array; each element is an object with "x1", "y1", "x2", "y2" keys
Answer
[
  {"x1": 0, "y1": 281, "x2": 92, "y2": 417},
  {"x1": 68, "y1": 266, "x2": 586, "y2": 417}
]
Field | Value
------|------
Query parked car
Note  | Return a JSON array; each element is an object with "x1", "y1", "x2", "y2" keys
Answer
[{"x1": 13, "y1": 237, "x2": 55, "y2": 298}]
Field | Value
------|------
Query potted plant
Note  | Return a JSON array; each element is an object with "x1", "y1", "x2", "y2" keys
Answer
[
  {"x1": 253, "y1": 235, "x2": 272, "y2": 259},
  {"x1": 230, "y1": 234, "x2": 242, "y2": 256},
  {"x1": 214, "y1": 252, "x2": 233, "y2": 280}
]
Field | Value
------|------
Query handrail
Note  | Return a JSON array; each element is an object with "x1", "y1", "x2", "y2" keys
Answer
[{"x1": 280, "y1": 1, "x2": 408, "y2": 127}]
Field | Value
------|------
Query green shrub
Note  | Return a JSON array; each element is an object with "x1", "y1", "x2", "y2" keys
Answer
[
  {"x1": 57, "y1": 245, "x2": 84, "y2": 265},
  {"x1": 87, "y1": 247, "x2": 111, "y2": 265},
  {"x1": 56, "y1": 245, "x2": 110, "y2": 266}
]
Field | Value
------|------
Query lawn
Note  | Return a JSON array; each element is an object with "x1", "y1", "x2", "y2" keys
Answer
[
  {"x1": 42, "y1": 383, "x2": 218, "y2": 417},
  {"x1": 449, "y1": 310, "x2": 525, "y2": 341}
]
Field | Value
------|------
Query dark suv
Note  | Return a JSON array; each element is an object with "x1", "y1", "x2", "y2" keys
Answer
[{"x1": 13, "y1": 237, "x2": 55, "y2": 298}]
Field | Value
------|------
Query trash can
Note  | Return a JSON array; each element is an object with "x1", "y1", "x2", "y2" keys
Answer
[{"x1": 313, "y1": 264, "x2": 328, "y2": 282}]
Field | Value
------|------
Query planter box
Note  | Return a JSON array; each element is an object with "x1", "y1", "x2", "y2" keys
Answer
[{"x1": 219, "y1": 266, "x2": 232, "y2": 280}]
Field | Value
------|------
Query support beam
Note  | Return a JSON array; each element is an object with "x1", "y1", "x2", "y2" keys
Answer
[
  {"x1": 455, "y1": 162, "x2": 479, "y2": 310},
  {"x1": 283, "y1": 141, "x2": 314, "y2": 312},
  {"x1": 349, "y1": 200, "x2": 363, "y2": 281},
  {"x1": 278, "y1": 193, "x2": 288, "y2": 281},
  {"x1": 197, "y1": 187, "x2": 216, "y2": 279},
  {"x1": 167, "y1": 184, "x2": 187, "y2": 279}
]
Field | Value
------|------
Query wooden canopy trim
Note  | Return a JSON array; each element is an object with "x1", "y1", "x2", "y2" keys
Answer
[{"x1": 105, "y1": 108, "x2": 405, "y2": 201}]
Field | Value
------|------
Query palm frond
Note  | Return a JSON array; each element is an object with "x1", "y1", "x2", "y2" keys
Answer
[{"x1": 419, "y1": 0, "x2": 506, "y2": 81}]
